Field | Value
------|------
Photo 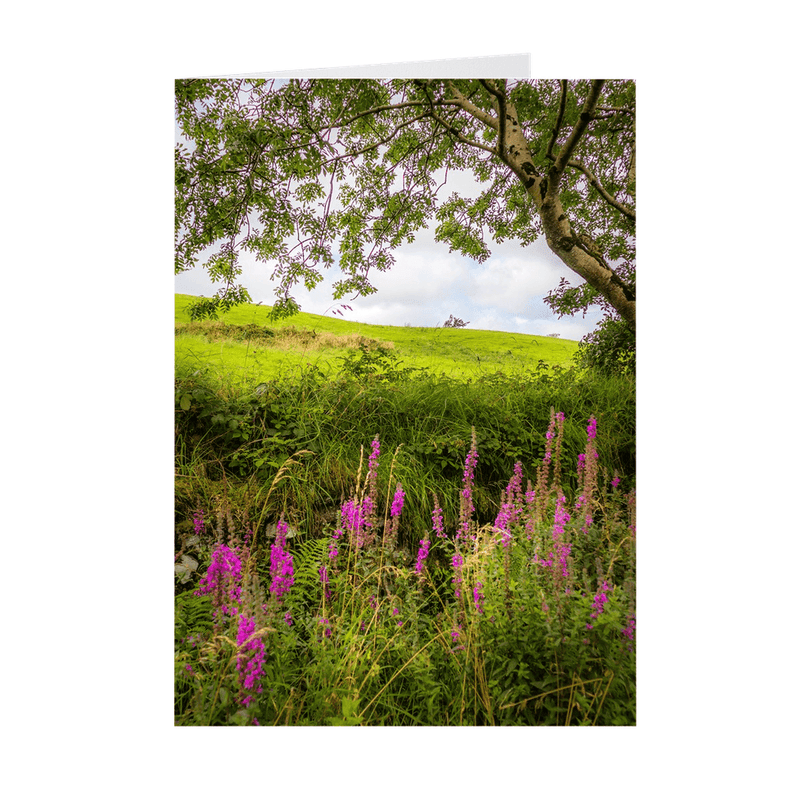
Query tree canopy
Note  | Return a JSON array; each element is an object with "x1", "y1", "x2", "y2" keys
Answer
[{"x1": 175, "y1": 78, "x2": 635, "y2": 332}]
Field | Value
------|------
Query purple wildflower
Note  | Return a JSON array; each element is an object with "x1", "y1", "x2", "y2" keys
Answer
[
  {"x1": 195, "y1": 543, "x2": 242, "y2": 618},
  {"x1": 533, "y1": 408, "x2": 564, "y2": 518},
  {"x1": 270, "y1": 519, "x2": 294, "y2": 602},
  {"x1": 542, "y1": 408, "x2": 559, "y2": 466},
  {"x1": 510, "y1": 461, "x2": 523, "y2": 499},
  {"x1": 328, "y1": 534, "x2": 340, "y2": 561},
  {"x1": 541, "y1": 495, "x2": 572, "y2": 579},
  {"x1": 415, "y1": 536, "x2": 430, "y2": 575},
  {"x1": 590, "y1": 581, "x2": 610, "y2": 619},
  {"x1": 342, "y1": 498, "x2": 371, "y2": 550},
  {"x1": 621, "y1": 615, "x2": 636, "y2": 651},
  {"x1": 458, "y1": 431, "x2": 479, "y2": 540},
  {"x1": 368, "y1": 437, "x2": 380, "y2": 478},
  {"x1": 473, "y1": 581, "x2": 484, "y2": 614},
  {"x1": 495, "y1": 461, "x2": 524, "y2": 548},
  {"x1": 319, "y1": 564, "x2": 331, "y2": 600},
  {"x1": 236, "y1": 614, "x2": 266, "y2": 707},
  {"x1": 391, "y1": 484, "x2": 405, "y2": 518},
  {"x1": 192, "y1": 509, "x2": 205, "y2": 538},
  {"x1": 386, "y1": 482, "x2": 405, "y2": 545}
]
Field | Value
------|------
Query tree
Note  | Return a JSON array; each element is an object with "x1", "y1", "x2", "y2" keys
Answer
[{"x1": 175, "y1": 78, "x2": 635, "y2": 333}]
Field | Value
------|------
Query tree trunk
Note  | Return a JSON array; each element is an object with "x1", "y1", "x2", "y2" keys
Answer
[{"x1": 499, "y1": 96, "x2": 636, "y2": 331}]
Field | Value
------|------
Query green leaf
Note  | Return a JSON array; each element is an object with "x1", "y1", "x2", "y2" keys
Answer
[
  {"x1": 230, "y1": 709, "x2": 250, "y2": 725},
  {"x1": 342, "y1": 697, "x2": 359, "y2": 717}
]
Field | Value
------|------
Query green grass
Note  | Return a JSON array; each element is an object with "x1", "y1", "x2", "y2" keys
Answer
[
  {"x1": 175, "y1": 293, "x2": 580, "y2": 385},
  {"x1": 174, "y1": 291, "x2": 634, "y2": 551},
  {"x1": 174, "y1": 292, "x2": 635, "y2": 725}
]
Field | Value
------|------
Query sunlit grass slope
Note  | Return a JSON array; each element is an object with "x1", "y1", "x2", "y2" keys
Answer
[{"x1": 175, "y1": 293, "x2": 580, "y2": 385}]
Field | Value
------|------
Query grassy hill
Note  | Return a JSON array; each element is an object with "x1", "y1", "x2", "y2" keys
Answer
[{"x1": 175, "y1": 293, "x2": 581, "y2": 385}]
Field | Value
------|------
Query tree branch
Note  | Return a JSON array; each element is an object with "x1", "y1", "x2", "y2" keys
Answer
[
  {"x1": 320, "y1": 111, "x2": 433, "y2": 167},
  {"x1": 444, "y1": 81, "x2": 499, "y2": 131},
  {"x1": 330, "y1": 98, "x2": 442, "y2": 130},
  {"x1": 479, "y1": 79, "x2": 506, "y2": 158},
  {"x1": 324, "y1": 81, "x2": 464, "y2": 133},
  {"x1": 551, "y1": 80, "x2": 606, "y2": 188},
  {"x1": 425, "y1": 107, "x2": 499, "y2": 158},
  {"x1": 566, "y1": 159, "x2": 635, "y2": 221},
  {"x1": 597, "y1": 105, "x2": 635, "y2": 115},
  {"x1": 547, "y1": 80, "x2": 568, "y2": 161}
]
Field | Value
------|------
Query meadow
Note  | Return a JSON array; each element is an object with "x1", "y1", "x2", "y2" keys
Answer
[
  {"x1": 174, "y1": 294, "x2": 636, "y2": 725},
  {"x1": 175, "y1": 293, "x2": 581, "y2": 384}
]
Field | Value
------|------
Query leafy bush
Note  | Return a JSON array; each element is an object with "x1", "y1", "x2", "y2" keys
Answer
[
  {"x1": 337, "y1": 342, "x2": 426, "y2": 383},
  {"x1": 575, "y1": 314, "x2": 635, "y2": 377}
]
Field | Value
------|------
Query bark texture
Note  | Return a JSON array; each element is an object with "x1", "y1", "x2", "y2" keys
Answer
[
  {"x1": 451, "y1": 80, "x2": 636, "y2": 331},
  {"x1": 517, "y1": 89, "x2": 632, "y2": 330}
]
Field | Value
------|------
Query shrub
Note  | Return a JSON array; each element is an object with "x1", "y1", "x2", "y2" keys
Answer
[
  {"x1": 575, "y1": 314, "x2": 635, "y2": 377},
  {"x1": 442, "y1": 315, "x2": 469, "y2": 328}
]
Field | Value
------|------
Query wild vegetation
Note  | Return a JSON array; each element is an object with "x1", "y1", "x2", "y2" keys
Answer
[{"x1": 175, "y1": 295, "x2": 636, "y2": 725}]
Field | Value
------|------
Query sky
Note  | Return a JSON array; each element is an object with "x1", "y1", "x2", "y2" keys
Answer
[{"x1": 174, "y1": 77, "x2": 608, "y2": 342}]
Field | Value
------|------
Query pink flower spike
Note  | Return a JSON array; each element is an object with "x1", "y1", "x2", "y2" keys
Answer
[
  {"x1": 391, "y1": 483, "x2": 405, "y2": 518},
  {"x1": 415, "y1": 537, "x2": 430, "y2": 575}
]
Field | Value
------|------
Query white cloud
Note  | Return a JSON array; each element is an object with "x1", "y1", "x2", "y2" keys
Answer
[{"x1": 471, "y1": 252, "x2": 565, "y2": 314}]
